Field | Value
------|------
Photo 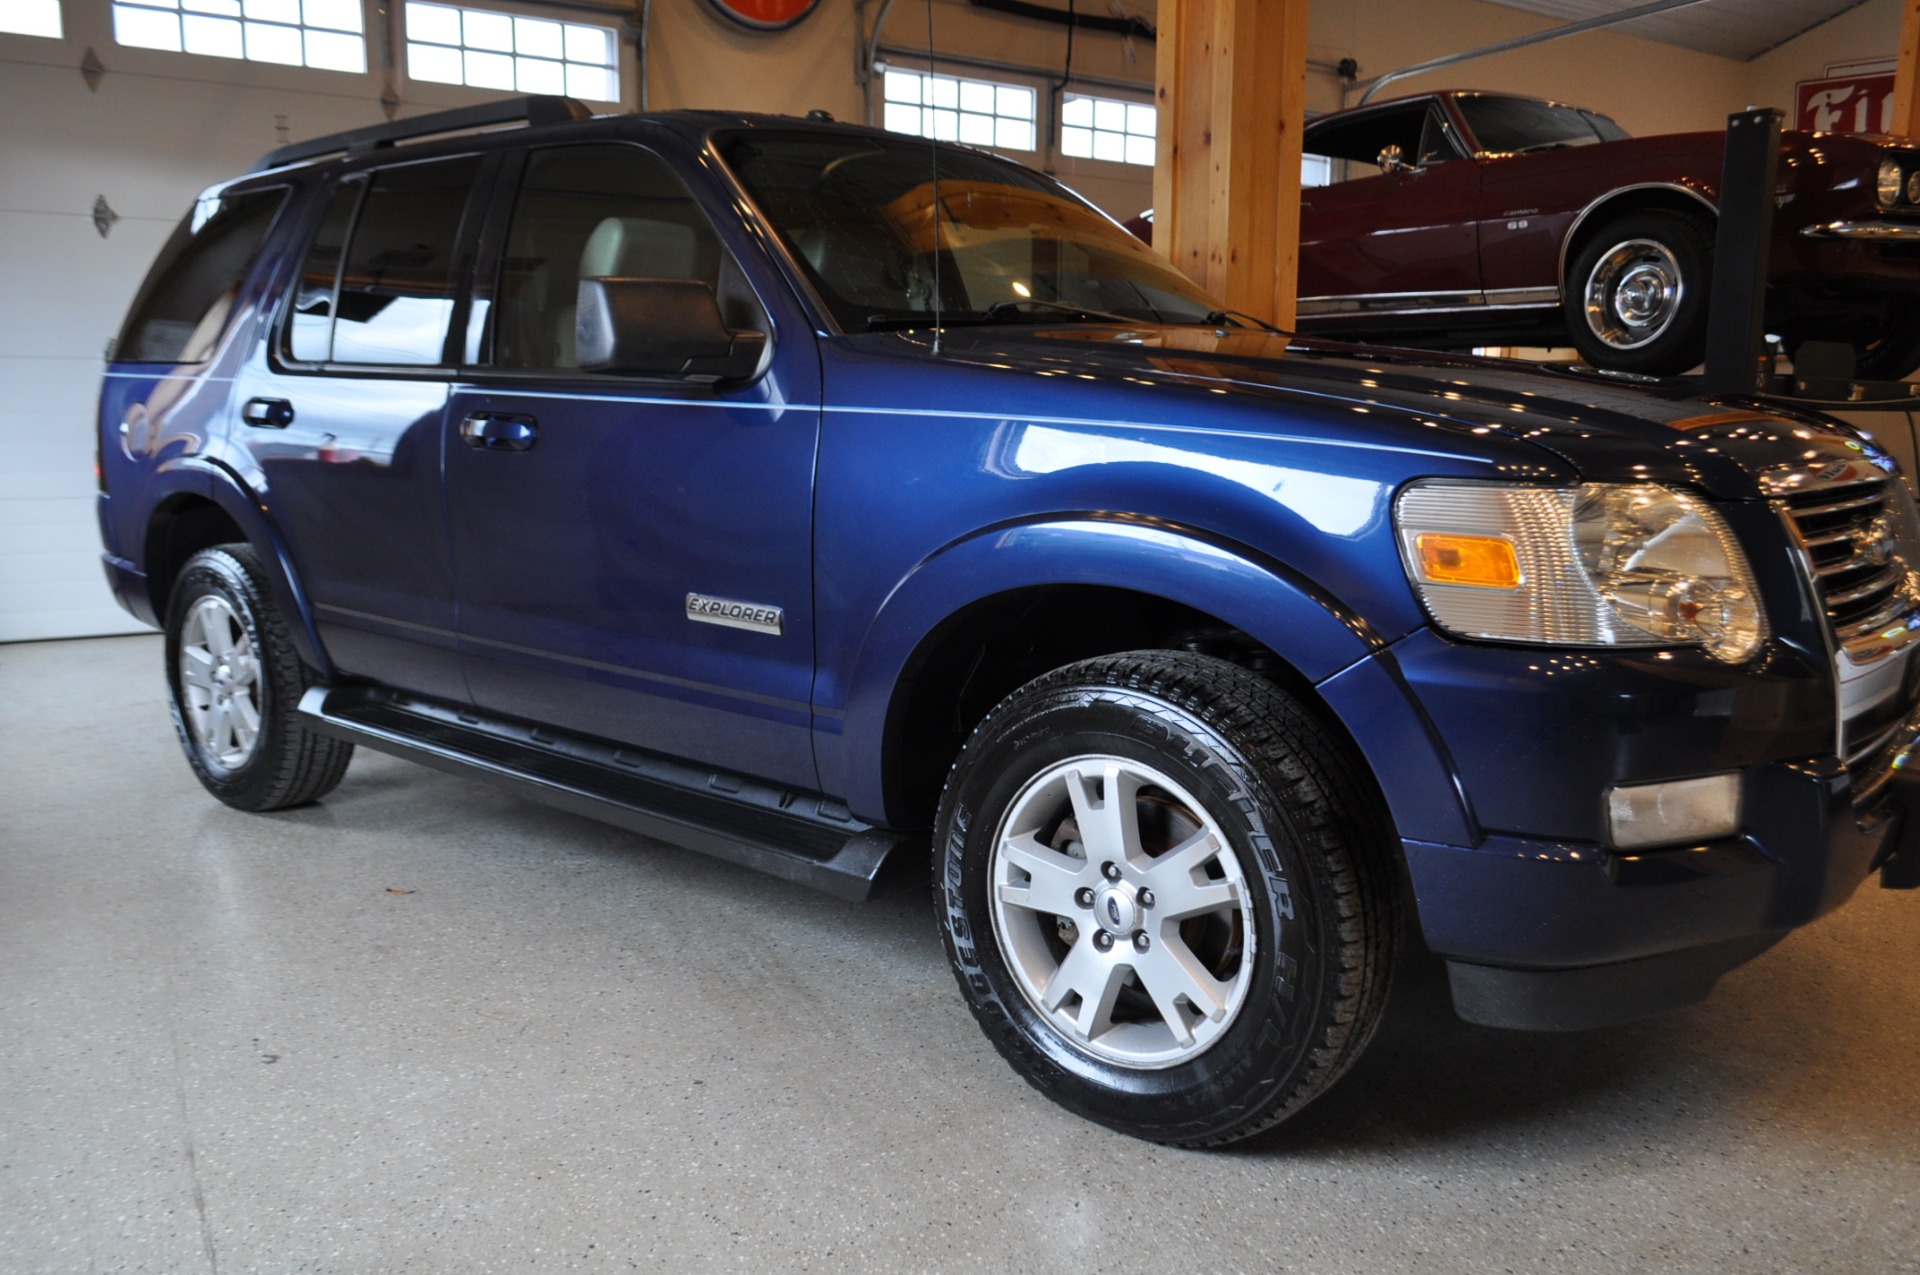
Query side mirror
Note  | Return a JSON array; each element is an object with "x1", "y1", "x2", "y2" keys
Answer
[
  {"x1": 576, "y1": 278, "x2": 767, "y2": 383},
  {"x1": 1377, "y1": 144, "x2": 1415, "y2": 175}
]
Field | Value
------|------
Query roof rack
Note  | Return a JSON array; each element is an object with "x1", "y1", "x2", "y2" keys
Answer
[{"x1": 253, "y1": 95, "x2": 592, "y2": 173}]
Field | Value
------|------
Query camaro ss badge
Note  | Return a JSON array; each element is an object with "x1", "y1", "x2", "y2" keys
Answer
[{"x1": 686, "y1": 593, "x2": 784, "y2": 636}]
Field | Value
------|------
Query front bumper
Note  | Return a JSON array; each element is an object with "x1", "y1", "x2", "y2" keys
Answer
[
  {"x1": 1800, "y1": 219, "x2": 1920, "y2": 241},
  {"x1": 1411, "y1": 761, "x2": 1919, "y2": 1029},
  {"x1": 1387, "y1": 625, "x2": 1918, "y2": 1029}
]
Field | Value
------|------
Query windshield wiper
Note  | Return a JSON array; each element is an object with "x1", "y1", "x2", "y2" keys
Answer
[
  {"x1": 1203, "y1": 309, "x2": 1295, "y2": 337},
  {"x1": 978, "y1": 298, "x2": 1141, "y2": 326}
]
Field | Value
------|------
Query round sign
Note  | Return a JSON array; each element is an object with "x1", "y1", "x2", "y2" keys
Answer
[{"x1": 705, "y1": 0, "x2": 820, "y2": 30}]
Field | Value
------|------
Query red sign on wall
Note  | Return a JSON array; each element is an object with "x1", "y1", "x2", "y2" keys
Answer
[
  {"x1": 1795, "y1": 73, "x2": 1897, "y2": 136},
  {"x1": 705, "y1": 0, "x2": 821, "y2": 30}
]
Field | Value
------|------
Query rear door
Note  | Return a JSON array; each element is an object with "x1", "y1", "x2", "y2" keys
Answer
[
  {"x1": 442, "y1": 140, "x2": 822, "y2": 790},
  {"x1": 230, "y1": 153, "x2": 489, "y2": 701}
]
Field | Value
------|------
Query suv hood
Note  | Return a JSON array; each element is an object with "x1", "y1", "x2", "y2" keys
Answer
[{"x1": 890, "y1": 324, "x2": 1896, "y2": 499}]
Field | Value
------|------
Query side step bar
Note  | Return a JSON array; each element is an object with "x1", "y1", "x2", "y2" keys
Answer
[{"x1": 297, "y1": 685, "x2": 920, "y2": 901}]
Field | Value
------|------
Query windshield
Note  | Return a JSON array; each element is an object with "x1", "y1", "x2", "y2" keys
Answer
[
  {"x1": 717, "y1": 129, "x2": 1221, "y2": 333},
  {"x1": 1455, "y1": 95, "x2": 1630, "y2": 155}
]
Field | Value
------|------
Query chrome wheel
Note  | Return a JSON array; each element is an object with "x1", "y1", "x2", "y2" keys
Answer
[
  {"x1": 1583, "y1": 237, "x2": 1685, "y2": 352},
  {"x1": 988, "y1": 754, "x2": 1254, "y2": 1070},
  {"x1": 177, "y1": 594, "x2": 262, "y2": 769}
]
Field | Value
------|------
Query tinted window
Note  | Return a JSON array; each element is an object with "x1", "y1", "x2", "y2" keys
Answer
[
  {"x1": 293, "y1": 155, "x2": 480, "y2": 367},
  {"x1": 1456, "y1": 96, "x2": 1628, "y2": 154},
  {"x1": 117, "y1": 187, "x2": 287, "y2": 363},
  {"x1": 494, "y1": 144, "x2": 727, "y2": 370}
]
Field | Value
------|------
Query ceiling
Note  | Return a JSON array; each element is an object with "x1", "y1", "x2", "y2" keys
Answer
[{"x1": 1482, "y1": 0, "x2": 1871, "y2": 62}]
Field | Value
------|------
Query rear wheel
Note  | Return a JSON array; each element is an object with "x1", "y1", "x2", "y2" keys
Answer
[
  {"x1": 165, "y1": 544, "x2": 352, "y2": 810},
  {"x1": 1566, "y1": 210, "x2": 1713, "y2": 377},
  {"x1": 935, "y1": 651, "x2": 1397, "y2": 1146}
]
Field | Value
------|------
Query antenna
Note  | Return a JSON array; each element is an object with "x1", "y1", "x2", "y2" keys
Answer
[{"x1": 925, "y1": 0, "x2": 943, "y2": 355}]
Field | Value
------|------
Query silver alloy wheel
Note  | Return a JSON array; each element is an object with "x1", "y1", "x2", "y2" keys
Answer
[
  {"x1": 1582, "y1": 237, "x2": 1685, "y2": 351},
  {"x1": 988, "y1": 755, "x2": 1255, "y2": 1069},
  {"x1": 177, "y1": 595, "x2": 263, "y2": 769}
]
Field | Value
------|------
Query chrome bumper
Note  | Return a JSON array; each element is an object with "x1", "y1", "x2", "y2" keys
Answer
[{"x1": 1800, "y1": 219, "x2": 1920, "y2": 241}]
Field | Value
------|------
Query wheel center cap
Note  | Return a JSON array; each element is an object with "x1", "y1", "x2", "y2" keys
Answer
[{"x1": 1096, "y1": 883, "x2": 1141, "y2": 936}]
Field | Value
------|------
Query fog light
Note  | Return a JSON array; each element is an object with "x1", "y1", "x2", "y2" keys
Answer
[{"x1": 1606, "y1": 773, "x2": 1741, "y2": 850}]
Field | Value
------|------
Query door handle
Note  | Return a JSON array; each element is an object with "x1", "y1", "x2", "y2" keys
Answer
[
  {"x1": 458, "y1": 413, "x2": 538, "y2": 452},
  {"x1": 242, "y1": 397, "x2": 295, "y2": 428}
]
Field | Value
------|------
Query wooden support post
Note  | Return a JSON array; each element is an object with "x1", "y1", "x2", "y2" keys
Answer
[
  {"x1": 1895, "y1": 0, "x2": 1920, "y2": 141},
  {"x1": 1153, "y1": 0, "x2": 1311, "y2": 329}
]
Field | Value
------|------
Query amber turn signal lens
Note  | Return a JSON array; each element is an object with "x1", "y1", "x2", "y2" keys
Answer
[{"x1": 1414, "y1": 533, "x2": 1521, "y2": 588}]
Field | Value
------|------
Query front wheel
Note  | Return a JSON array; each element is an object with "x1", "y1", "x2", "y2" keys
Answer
[
  {"x1": 1566, "y1": 210, "x2": 1713, "y2": 377},
  {"x1": 935, "y1": 652, "x2": 1398, "y2": 1146},
  {"x1": 165, "y1": 544, "x2": 352, "y2": 811}
]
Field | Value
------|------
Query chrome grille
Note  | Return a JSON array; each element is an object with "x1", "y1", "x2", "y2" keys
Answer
[
  {"x1": 1773, "y1": 463, "x2": 1920, "y2": 802},
  {"x1": 1781, "y1": 477, "x2": 1911, "y2": 644}
]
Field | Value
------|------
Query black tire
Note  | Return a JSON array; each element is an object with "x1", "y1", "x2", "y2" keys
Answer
[
  {"x1": 1565, "y1": 210, "x2": 1713, "y2": 377},
  {"x1": 164, "y1": 544, "x2": 352, "y2": 811},
  {"x1": 934, "y1": 651, "x2": 1398, "y2": 1146}
]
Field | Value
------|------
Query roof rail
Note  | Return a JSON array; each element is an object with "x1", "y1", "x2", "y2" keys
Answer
[{"x1": 253, "y1": 95, "x2": 592, "y2": 173}]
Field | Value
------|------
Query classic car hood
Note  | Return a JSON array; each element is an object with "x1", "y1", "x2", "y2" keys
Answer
[{"x1": 877, "y1": 324, "x2": 1891, "y2": 498}]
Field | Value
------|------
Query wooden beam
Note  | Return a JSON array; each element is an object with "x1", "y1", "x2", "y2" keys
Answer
[
  {"x1": 1153, "y1": 0, "x2": 1311, "y2": 329},
  {"x1": 1895, "y1": 0, "x2": 1920, "y2": 141}
]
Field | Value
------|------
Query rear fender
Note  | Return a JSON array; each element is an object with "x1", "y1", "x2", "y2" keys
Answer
[{"x1": 153, "y1": 457, "x2": 334, "y2": 679}]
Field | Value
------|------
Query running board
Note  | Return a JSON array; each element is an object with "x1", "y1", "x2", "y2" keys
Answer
[{"x1": 297, "y1": 685, "x2": 919, "y2": 901}]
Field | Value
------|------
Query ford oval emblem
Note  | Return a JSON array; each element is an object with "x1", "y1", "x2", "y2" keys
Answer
[
  {"x1": 705, "y1": 0, "x2": 819, "y2": 29},
  {"x1": 1106, "y1": 897, "x2": 1122, "y2": 927}
]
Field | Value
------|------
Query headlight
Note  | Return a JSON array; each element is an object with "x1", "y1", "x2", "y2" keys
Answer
[
  {"x1": 1880, "y1": 158, "x2": 1904, "y2": 207},
  {"x1": 1395, "y1": 481, "x2": 1767, "y2": 663}
]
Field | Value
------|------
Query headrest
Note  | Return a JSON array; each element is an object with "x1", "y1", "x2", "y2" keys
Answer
[{"x1": 579, "y1": 217, "x2": 699, "y2": 280}]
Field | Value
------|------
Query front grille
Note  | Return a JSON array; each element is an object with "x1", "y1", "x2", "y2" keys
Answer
[
  {"x1": 1775, "y1": 465, "x2": 1920, "y2": 801},
  {"x1": 1782, "y1": 477, "x2": 1909, "y2": 643}
]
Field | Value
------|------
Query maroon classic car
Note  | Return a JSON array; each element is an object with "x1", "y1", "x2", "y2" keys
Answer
[{"x1": 1279, "y1": 90, "x2": 1920, "y2": 378}]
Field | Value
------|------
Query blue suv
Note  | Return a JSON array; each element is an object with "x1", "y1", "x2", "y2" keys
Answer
[{"x1": 98, "y1": 96, "x2": 1920, "y2": 1145}]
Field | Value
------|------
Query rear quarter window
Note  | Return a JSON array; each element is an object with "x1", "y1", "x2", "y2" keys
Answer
[{"x1": 115, "y1": 187, "x2": 288, "y2": 364}]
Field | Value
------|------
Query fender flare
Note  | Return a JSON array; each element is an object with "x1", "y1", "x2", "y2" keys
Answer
[
  {"x1": 151, "y1": 456, "x2": 335, "y2": 679},
  {"x1": 832, "y1": 516, "x2": 1472, "y2": 845}
]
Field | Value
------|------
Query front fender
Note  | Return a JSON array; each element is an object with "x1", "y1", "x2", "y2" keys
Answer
[{"x1": 834, "y1": 516, "x2": 1465, "y2": 833}]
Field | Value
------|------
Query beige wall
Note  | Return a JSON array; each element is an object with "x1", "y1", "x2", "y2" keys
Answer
[
  {"x1": 1305, "y1": 0, "x2": 1749, "y2": 131},
  {"x1": 1744, "y1": 0, "x2": 1902, "y2": 119}
]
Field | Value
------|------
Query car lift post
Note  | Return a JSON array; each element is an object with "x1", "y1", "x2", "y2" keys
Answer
[{"x1": 1701, "y1": 107, "x2": 1782, "y2": 397}]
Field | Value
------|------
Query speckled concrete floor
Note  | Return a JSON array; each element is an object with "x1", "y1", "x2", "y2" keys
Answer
[{"x1": 3, "y1": 633, "x2": 1917, "y2": 1274}]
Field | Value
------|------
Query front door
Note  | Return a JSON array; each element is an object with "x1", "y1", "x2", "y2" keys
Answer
[
  {"x1": 442, "y1": 141, "x2": 821, "y2": 791},
  {"x1": 1299, "y1": 100, "x2": 1482, "y2": 313}
]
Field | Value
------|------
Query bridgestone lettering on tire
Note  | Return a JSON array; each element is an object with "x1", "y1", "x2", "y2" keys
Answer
[
  {"x1": 935, "y1": 651, "x2": 1398, "y2": 1146},
  {"x1": 164, "y1": 544, "x2": 352, "y2": 811}
]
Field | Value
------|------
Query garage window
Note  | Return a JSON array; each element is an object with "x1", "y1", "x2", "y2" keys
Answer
[
  {"x1": 111, "y1": 0, "x2": 366, "y2": 72},
  {"x1": 1060, "y1": 93, "x2": 1156, "y2": 167},
  {"x1": 404, "y1": 2, "x2": 618, "y2": 102},
  {"x1": 1, "y1": 0, "x2": 63, "y2": 38},
  {"x1": 882, "y1": 67, "x2": 1037, "y2": 152}
]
